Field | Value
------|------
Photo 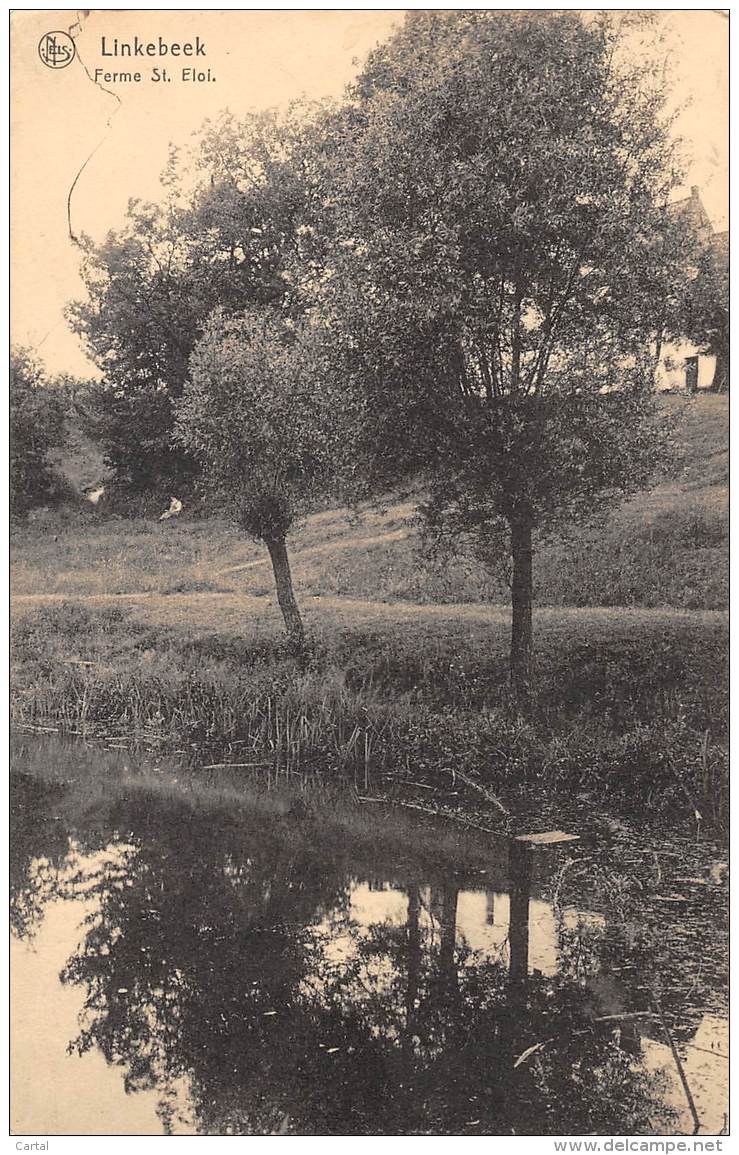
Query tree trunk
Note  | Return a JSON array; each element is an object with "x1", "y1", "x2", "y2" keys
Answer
[
  {"x1": 510, "y1": 516, "x2": 533, "y2": 702},
  {"x1": 265, "y1": 536, "x2": 305, "y2": 652},
  {"x1": 711, "y1": 345, "x2": 729, "y2": 393},
  {"x1": 508, "y1": 840, "x2": 532, "y2": 986},
  {"x1": 438, "y1": 883, "x2": 459, "y2": 998},
  {"x1": 403, "y1": 885, "x2": 421, "y2": 1060},
  {"x1": 406, "y1": 886, "x2": 421, "y2": 1020},
  {"x1": 652, "y1": 325, "x2": 665, "y2": 389}
]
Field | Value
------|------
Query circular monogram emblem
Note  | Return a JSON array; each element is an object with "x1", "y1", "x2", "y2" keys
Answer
[{"x1": 38, "y1": 31, "x2": 76, "y2": 69}]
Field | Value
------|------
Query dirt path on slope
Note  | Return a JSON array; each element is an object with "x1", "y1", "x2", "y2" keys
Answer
[{"x1": 216, "y1": 527, "x2": 413, "y2": 576}]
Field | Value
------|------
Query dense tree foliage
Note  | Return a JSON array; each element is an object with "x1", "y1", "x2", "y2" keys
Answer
[
  {"x1": 67, "y1": 109, "x2": 314, "y2": 494},
  {"x1": 312, "y1": 10, "x2": 686, "y2": 696},
  {"x1": 10, "y1": 347, "x2": 68, "y2": 517},
  {"x1": 64, "y1": 12, "x2": 698, "y2": 692},
  {"x1": 176, "y1": 308, "x2": 338, "y2": 648},
  {"x1": 672, "y1": 242, "x2": 729, "y2": 392}
]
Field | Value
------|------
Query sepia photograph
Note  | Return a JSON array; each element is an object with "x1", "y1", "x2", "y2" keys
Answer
[{"x1": 9, "y1": 7, "x2": 729, "y2": 1142}]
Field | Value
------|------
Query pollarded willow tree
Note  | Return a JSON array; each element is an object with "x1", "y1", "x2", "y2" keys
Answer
[
  {"x1": 314, "y1": 10, "x2": 690, "y2": 698},
  {"x1": 175, "y1": 308, "x2": 338, "y2": 651}
]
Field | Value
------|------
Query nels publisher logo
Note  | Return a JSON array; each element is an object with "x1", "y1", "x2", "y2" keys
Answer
[{"x1": 38, "y1": 30, "x2": 76, "y2": 69}]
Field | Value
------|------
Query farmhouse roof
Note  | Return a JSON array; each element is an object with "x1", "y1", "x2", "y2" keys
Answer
[
  {"x1": 708, "y1": 229, "x2": 729, "y2": 303},
  {"x1": 667, "y1": 186, "x2": 714, "y2": 241}
]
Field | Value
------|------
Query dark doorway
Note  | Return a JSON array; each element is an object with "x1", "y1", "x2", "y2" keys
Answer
[{"x1": 685, "y1": 356, "x2": 699, "y2": 393}]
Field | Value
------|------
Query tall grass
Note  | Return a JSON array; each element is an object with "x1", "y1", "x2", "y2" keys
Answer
[{"x1": 10, "y1": 602, "x2": 728, "y2": 831}]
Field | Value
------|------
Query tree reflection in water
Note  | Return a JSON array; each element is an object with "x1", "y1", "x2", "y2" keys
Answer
[
  {"x1": 12, "y1": 776, "x2": 676, "y2": 1136},
  {"x1": 10, "y1": 770, "x2": 75, "y2": 940}
]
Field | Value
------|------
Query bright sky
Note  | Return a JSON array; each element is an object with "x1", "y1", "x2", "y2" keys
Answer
[{"x1": 10, "y1": 9, "x2": 728, "y2": 378}]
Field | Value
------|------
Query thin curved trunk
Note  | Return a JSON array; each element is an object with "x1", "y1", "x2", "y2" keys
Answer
[
  {"x1": 510, "y1": 516, "x2": 533, "y2": 702},
  {"x1": 265, "y1": 536, "x2": 304, "y2": 652}
]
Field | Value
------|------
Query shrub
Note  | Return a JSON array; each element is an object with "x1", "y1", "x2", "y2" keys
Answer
[{"x1": 10, "y1": 348, "x2": 68, "y2": 517}]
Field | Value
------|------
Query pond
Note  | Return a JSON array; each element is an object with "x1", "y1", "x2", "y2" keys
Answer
[{"x1": 10, "y1": 734, "x2": 728, "y2": 1136}]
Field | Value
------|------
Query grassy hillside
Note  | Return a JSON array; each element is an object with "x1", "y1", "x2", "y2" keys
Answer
[{"x1": 11, "y1": 394, "x2": 729, "y2": 609}]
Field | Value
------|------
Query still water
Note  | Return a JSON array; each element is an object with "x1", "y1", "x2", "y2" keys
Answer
[{"x1": 11, "y1": 736, "x2": 728, "y2": 1136}]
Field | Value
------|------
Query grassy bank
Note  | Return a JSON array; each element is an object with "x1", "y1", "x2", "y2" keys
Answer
[{"x1": 10, "y1": 597, "x2": 728, "y2": 832}]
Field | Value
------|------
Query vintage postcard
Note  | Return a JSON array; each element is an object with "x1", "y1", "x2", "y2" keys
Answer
[{"x1": 10, "y1": 9, "x2": 729, "y2": 1145}]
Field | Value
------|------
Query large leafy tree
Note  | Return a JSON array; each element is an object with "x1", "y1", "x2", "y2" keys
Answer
[
  {"x1": 672, "y1": 238, "x2": 729, "y2": 392},
  {"x1": 314, "y1": 11, "x2": 686, "y2": 698},
  {"x1": 68, "y1": 207, "x2": 201, "y2": 493},
  {"x1": 67, "y1": 109, "x2": 313, "y2": 495},
  {"x1": 175, "y1": 308, "x2": 338, "y2": 650},
  {"x1": 10, "y1": 347, "x2": 68, "y2": 517}
]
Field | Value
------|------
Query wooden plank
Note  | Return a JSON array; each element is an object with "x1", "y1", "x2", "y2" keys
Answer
[{"x1": 514, "y1": 831, "x2": 580, "y2": 846}]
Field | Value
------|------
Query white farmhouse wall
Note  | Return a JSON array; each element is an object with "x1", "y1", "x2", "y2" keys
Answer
[{"x1": 655, "y1": 339, "x2": 716, "y2": 392}]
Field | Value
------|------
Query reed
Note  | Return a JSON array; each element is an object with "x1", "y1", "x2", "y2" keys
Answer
[{"x1": 10, "y1": 599, "x2": 729, "y2": 832}]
